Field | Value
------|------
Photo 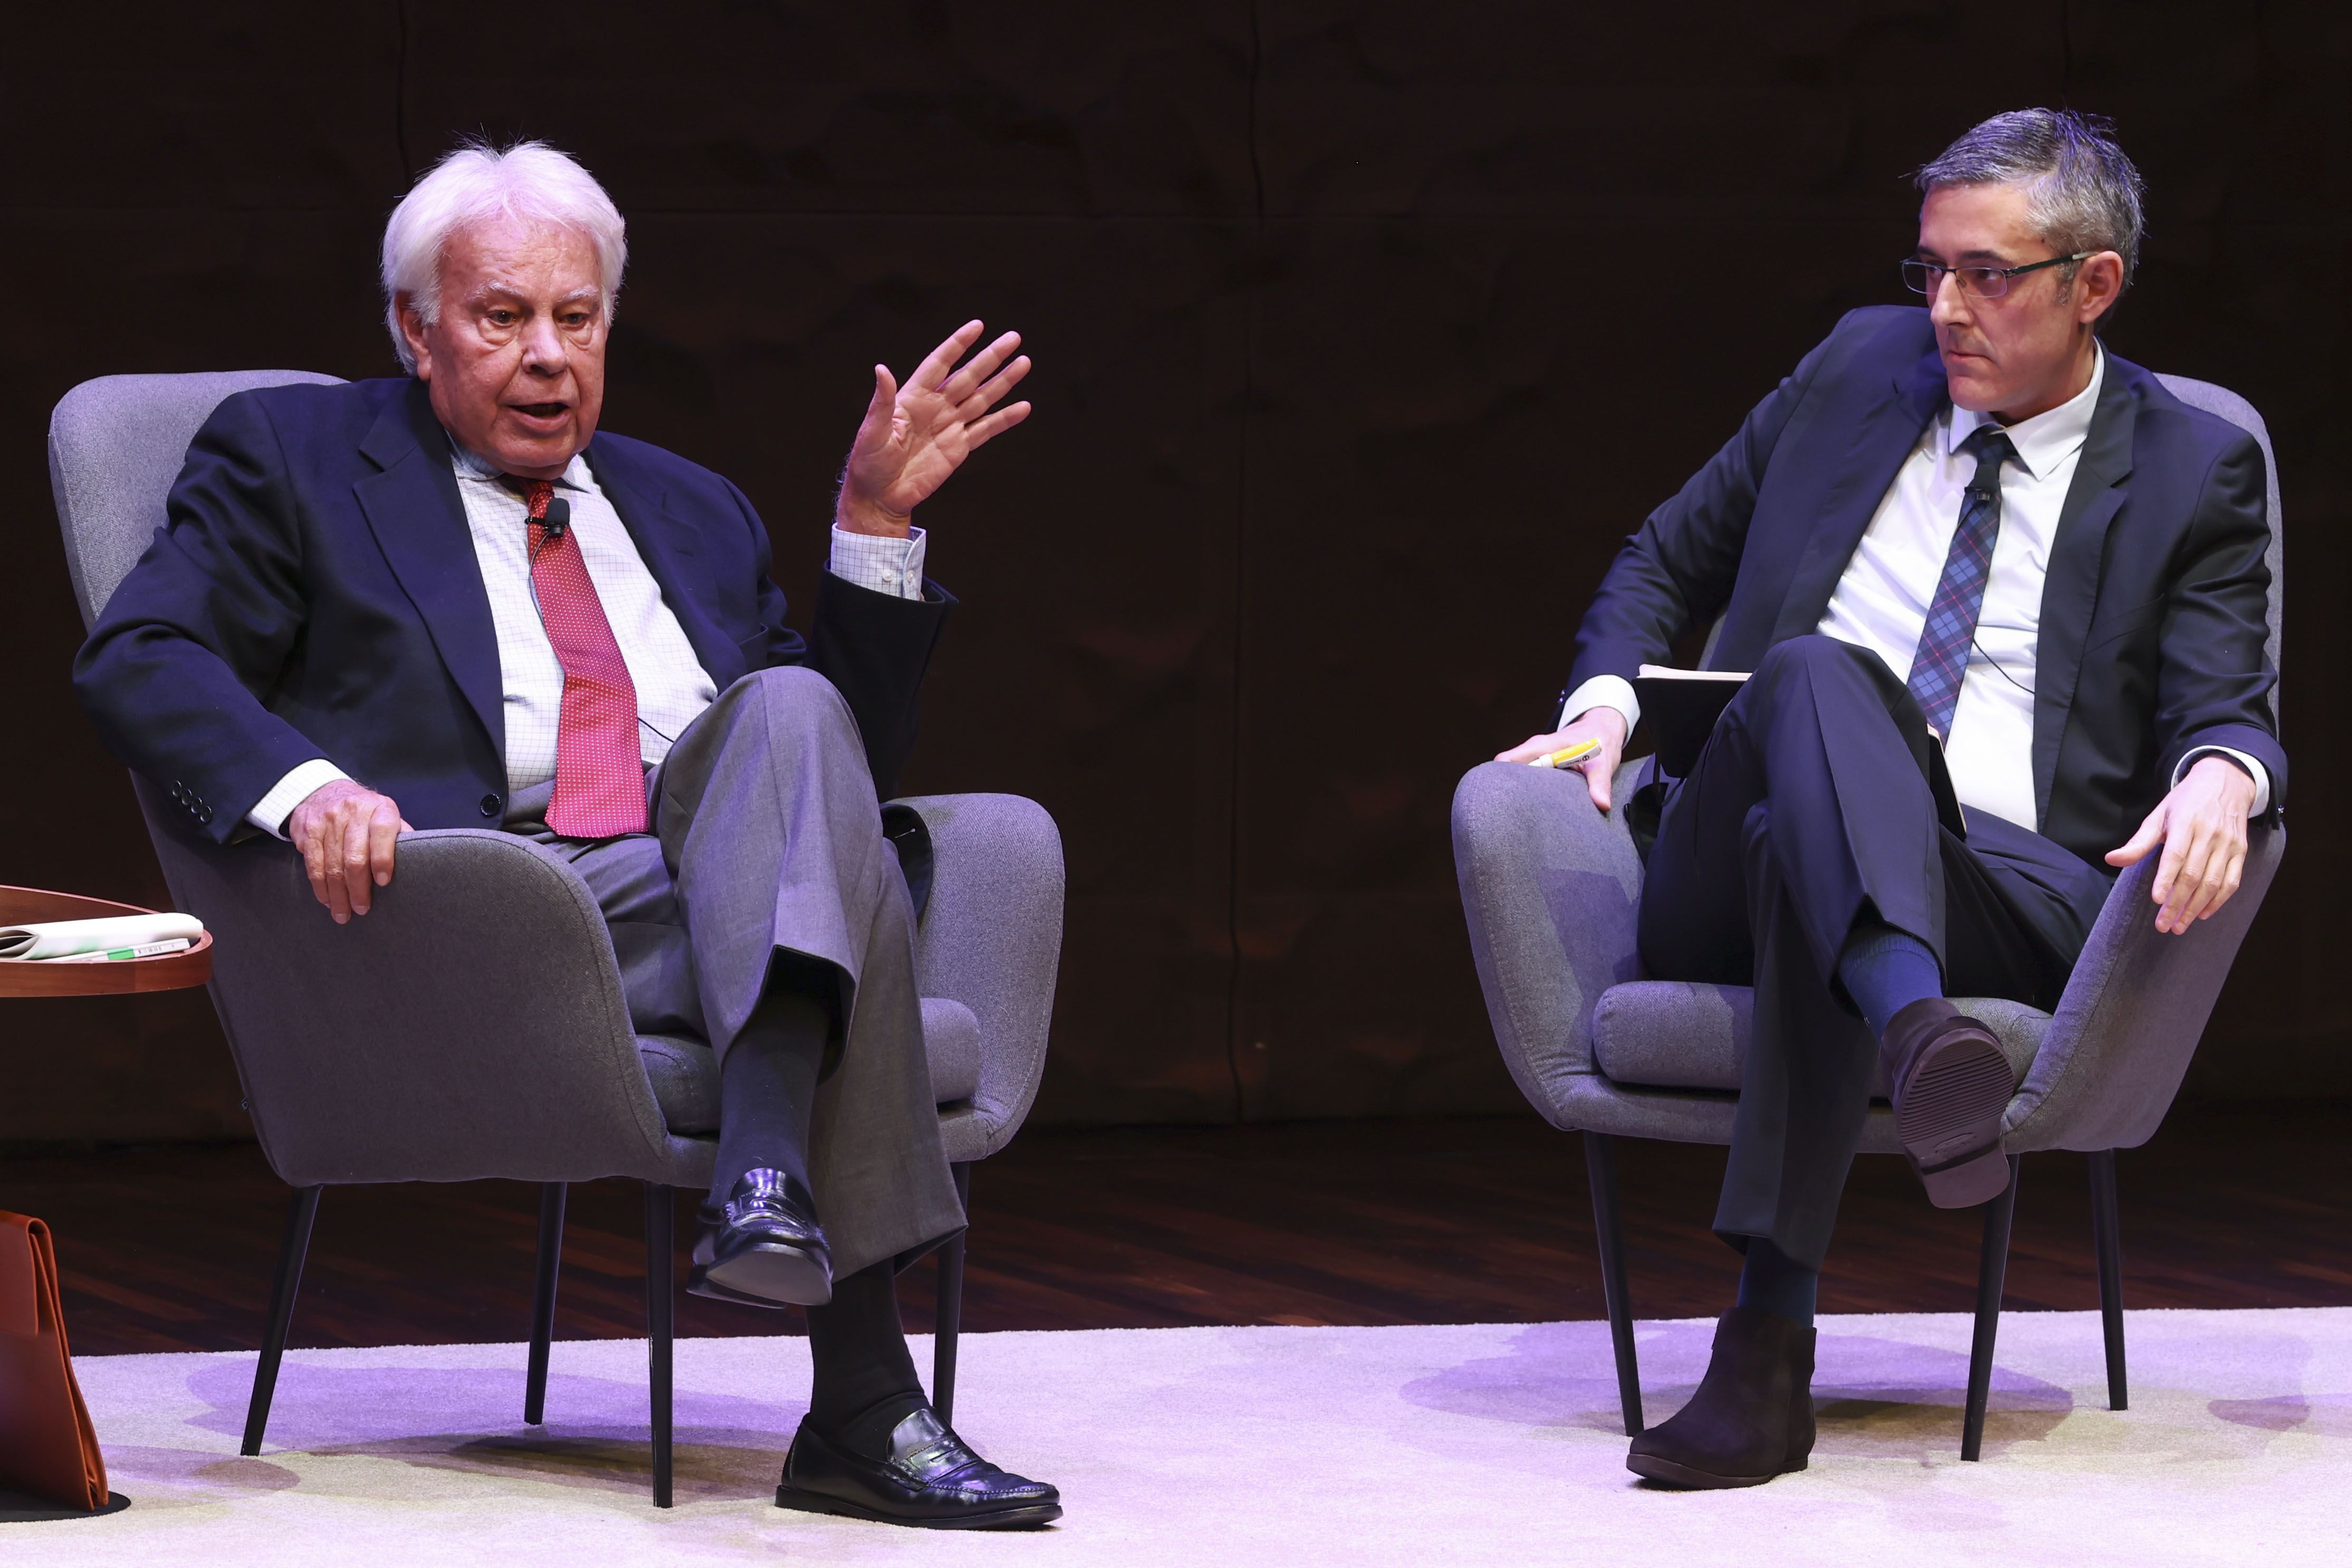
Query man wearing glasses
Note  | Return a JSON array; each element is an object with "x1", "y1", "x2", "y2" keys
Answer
[{"x1": 1495, "y1": 109, "x2": 2280, "y2": 1487}]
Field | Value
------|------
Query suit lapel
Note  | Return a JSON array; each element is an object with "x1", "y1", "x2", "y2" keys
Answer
[
  {"x1": 2030, "y1": 363, "x2": 2136, "y2": 827},
  {"x1": 1769, "y1": 351, "x2": 1947, "y2": 642},
  {"x1": 353, "y1": 382, "x2": 507, "y2": 765},
  {"x1": 585, "y1": 439, "x2": 741, "y2": 688}
]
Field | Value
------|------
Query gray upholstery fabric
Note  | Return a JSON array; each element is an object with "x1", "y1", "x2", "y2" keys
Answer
[
  {"x1": 2156, "y1": 375, "x2": 2282, "y2": 719},
  {"x1": 1592, "y1": 981, "x2": 2051, "y2": 1097},
  {"x1": 1455, "y1": 373, "x2": 2285, "y2": 1164},
  {"x1": 900, "y1": 793, "x2": 1066, "y2": 1165},
  {"x1": 50, "y1": 371, "x2": 1065, "y2": 1196}
]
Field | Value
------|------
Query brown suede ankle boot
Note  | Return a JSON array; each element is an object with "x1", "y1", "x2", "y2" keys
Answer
[{"x1": 1626, "y1": 1306, "x2": 1816, "y2": 1488}]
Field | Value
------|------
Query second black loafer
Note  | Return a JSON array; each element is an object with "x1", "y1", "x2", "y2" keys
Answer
[
  {"x1": 688, "y1": 1168, "x2": 833, "y2": 1308},
  {"x1": 776, "y1": 1406, "x2": 1063, "y2": 1529}
]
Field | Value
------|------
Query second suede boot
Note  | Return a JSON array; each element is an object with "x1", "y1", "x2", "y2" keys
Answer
[{"x1": 1626, "y1": 1306, "x2": 1816, "y2": 1488}]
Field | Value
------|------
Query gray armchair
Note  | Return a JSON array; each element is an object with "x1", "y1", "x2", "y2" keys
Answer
[
  {"x1": 49, "y1": 371, "x2": 1065, "y2": 1507},
  {"x1": 1452, "y1": 374, "x2": 2284, "y2": 1460}
]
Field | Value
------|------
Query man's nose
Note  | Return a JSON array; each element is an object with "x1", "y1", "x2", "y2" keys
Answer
[
  {"x1": 519, "y1": 314, "x2": 569, "y2": 375},
  {"x1": 1929, "y1": 270, "x2": 1971, "y2": 329}
]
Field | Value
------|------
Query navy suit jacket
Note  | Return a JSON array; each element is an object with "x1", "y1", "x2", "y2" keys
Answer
[
  {"x1": 1569, "y1": 306, "x2": 2284, "y2": 870},
  {"x1": 75, "y1": 376, "x2": 952, "y2": 843}
]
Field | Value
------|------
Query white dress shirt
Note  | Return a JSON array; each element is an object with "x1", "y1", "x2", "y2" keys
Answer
[
  {"x1": 1561, "y1": 345, "x2": 2269, "y2": 830},
  {"x1": 247, "y1": 442, "x2": 930, "y2": 835}
]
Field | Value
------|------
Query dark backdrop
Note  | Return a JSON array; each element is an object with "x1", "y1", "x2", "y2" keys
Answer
[{"x1": 3, "y1": 3, "x2": 2344, "y2": 1143}]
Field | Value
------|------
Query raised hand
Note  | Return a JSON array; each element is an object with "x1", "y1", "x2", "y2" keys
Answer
[{"x1": 836, "y1": 320, "x2": 1033, "y2": 537}]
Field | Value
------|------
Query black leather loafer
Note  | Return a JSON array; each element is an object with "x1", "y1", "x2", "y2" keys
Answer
[
  {"x1": 776, "y1": 1406, "x2": 1062, "y2": 1529},
  {"x1": 1880, "y1": 998, "x2": 2017, "y2": 1208},
  {"x1": 687, "y1": 1169, "x2": 833, "y2": 1308}
]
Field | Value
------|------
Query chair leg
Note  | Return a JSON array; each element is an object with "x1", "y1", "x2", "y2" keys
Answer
[
  {"x1": 525, "y1": 1181, "x2": 567, "y2": 1425},
  {"x1": 1583, "y1": 1132, "x2": 1644, "y2": 1437},
  {"x1": 933, "y1": 1161, "x2": 973, "y2": 1428},
  {"x1": 2088, "y1": 1148, "x2": 2128, "y2": 1411},
  {"x1": 241, "y1": 1185, "x2": 323, "y2": 1457},
  {"x1": 644, "y1": 1182, "x2": 674, "y2": 1508},
  {"x1": 1961, "y1": 1154, "x2": 2023, "y2": 1462}
]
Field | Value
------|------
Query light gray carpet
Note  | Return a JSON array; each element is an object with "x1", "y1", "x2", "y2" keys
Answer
[{"x1": 10, "y1": 1310, "x2": 2350, "y2": 1565}]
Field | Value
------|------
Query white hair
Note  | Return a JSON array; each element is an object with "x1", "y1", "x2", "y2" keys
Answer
[{"x1": 380, "y1": 140, "x2": 628, "y2": 373}]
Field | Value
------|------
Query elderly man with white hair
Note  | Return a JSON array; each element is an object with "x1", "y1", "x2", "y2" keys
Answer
[{"x1": 75, "y1": 140, "x2": 1062, "y2": 1528}]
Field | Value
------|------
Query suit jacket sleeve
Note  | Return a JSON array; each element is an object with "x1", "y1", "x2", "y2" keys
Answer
[
  {"x1": 72, "y1": 391, "x2": 334, "y2": 841},
  {"x1": 2153, "y1": 431, "x2": 2288, "y2": 810},
  {"x1": 1567, "y1": 317, "x2": 1855, "y2": 691},
  {"x1": 723, "y1": 478, "x2": 952, "y2": 801}
]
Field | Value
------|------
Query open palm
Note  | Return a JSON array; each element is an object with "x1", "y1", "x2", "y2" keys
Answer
[{"x1": 838, "y1": 320, "x2": 1032, "y2": 533}]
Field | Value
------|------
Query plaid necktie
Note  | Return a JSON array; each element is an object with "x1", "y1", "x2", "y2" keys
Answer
[
  {"x1": 514, "y1": 478, "x2": 648, "y2": 837},
  {"x1": 1905, "y1": 427, "x2": 2019, "y2": 740}
]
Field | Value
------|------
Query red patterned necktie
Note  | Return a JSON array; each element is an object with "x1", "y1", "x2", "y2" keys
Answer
[{"x1": 515, "y1": 479, "x2": 648, "y2": 837}]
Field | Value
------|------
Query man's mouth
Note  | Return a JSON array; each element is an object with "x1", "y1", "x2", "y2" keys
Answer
[{"x1": 510, "y1": 401, "x2": 571, "y2": 421}]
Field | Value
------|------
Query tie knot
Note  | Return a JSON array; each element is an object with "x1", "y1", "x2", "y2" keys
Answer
[
  {"x1": 502, "y1": 476, "x2": 557, "y2": 521},
  {"x1": 1959, "y1": 426, "x2": 2016, "y2": 495}
]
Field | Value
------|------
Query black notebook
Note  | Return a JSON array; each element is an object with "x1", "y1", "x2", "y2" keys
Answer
[
  {"x1": 1633, "y1": 666, "x2": 1748, "y2": 777},
  {"x1": 1632, "y1": 663, "x2": 1967, "y2": 838}
]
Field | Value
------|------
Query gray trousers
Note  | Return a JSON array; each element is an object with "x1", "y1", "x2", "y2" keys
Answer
[{"x1": 508, "y1": 666, "x2": 963, "y2": 1278}]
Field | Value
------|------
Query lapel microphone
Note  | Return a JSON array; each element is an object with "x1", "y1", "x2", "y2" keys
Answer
[{"x1": 541, "y1": 496, "x2": 572, "y2": 541}]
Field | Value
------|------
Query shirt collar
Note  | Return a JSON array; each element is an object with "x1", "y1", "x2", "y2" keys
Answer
[
  {"x1": 445, "y1": 431, "x2": 593, "y2": 491},
  {"x1": 1945, "y1": 342, "x2": 2104, "y2": 481}
]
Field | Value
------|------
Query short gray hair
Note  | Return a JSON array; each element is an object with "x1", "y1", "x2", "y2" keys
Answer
[
  {"x1": 380, "y1": 140, "x2": 628, "y2": 373},
  {"x1": 1914, "y1": 109, "x2": 2146, "y2": 295}
]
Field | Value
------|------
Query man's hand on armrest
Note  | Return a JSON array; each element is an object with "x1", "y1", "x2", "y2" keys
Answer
[
  {"x1": 2106, "y1": 754, "x2": 2258, "y2": 935},
  {"x1": 1496, "y1": 707, "x2": 1632, "y2": 812},
  {"x1": 286, "y1": 780, "x2": 411, "y2": 924}
]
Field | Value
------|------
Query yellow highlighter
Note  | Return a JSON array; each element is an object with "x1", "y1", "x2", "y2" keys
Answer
[{"x1": 1528, "y1": 738, "x2": 1603, "y2": 770}]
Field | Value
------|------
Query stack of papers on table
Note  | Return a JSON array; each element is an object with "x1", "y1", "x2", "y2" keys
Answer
[{"x1": 0, "y1": 914, "x2": 204, "y2": 963}]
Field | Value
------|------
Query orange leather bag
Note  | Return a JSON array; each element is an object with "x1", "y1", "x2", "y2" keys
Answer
[{"x1": 0, "y1": 1212, "x2": 109, "y2": 1509}]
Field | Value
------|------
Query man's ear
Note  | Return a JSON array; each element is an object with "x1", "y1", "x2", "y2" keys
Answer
[
  {"x1": 2075, "y1": 251, "x2": 2126, "y2": 326},
  {"x1": 395, "y1": 293, "x2": 435, "y2": 380}
]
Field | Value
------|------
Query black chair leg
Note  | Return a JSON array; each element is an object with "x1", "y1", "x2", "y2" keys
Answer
[
  {"x1": 525, "y1": 1181, "x2": 567, "y2": 1425},
  {"x1": 933, "y1": 1161, "x2": 973, "y2": 1428},
  {"x1": 644, "y1": 1181, "x2": 674, "y2": 1508},
  {"x1": 242, "y1": 1185, "x2": 323, "y2": 1457},
  {"x1": 1961, "y1": 1154, "x2": 2023, "y2": 1462},
  {"x1": 2088, "y1": 1148, "x2": 2127, "y2": 1411},
  {"x1": 1583, "y1": 1132, "x2": 1644, "y2": 1437}
]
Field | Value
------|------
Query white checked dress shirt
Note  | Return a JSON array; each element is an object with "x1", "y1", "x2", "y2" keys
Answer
[
  {"x1": 248, "y1": 442, "x2": 930, "y2": 835},
  {"x1": 1563, "y1": 346, "x2": 2269, "y2": 830}
]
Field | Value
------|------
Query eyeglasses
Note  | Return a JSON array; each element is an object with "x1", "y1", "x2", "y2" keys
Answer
[{"x1": 1901, "y1": 252, "x2": 2093, "y2": 299}]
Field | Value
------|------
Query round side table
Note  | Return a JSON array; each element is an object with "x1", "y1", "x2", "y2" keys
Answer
[{"x1": 1, "y1": 884, "x2": 211, "y2": 1521}]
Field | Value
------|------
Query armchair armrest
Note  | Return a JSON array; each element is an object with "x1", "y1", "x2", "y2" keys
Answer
[
  {"x1": 2007, "y1": 819, "x2": 2285, "y2": 1153},
  {"x1": 138, "y1": 785, "x2": 680, "y2": 1187},
  {"x1": 892, "y1": 793, "x2": 1064, "y2": 1161},
  {"x1": 1451, "y1": 760, "x2": 1647, "y2": 1126}
]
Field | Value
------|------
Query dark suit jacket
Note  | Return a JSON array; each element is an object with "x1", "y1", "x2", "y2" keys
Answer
[
  {"x1": 75, "y1": 376, "x2": 952, "y2": 843},
  {"x1": 1568, "y1": 306, "x2": 2284, "y2": 870}
]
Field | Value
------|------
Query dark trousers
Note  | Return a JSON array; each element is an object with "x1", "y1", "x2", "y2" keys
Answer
[{"x1": 1637, "y1": 636, "x2": 2113, "y2": 1269}]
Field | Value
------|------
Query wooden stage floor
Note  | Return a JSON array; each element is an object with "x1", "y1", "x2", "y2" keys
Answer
[{"x1": 5, "y1": 1104, "x2": 2345, "y2": 1358}]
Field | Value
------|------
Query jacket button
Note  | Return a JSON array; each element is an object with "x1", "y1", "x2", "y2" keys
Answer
[{"x1": 480, "y1": 793, "x2": 503, "y2": 817}]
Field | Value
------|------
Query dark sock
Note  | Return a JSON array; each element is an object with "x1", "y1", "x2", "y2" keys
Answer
[
  {"x1": 1836, "y1": 922, "x2": 1942, "y2": 1039},
  {"x1": 805, "y1": 1260, "x2": 927, "y2": 1454},
  {"x1": 708, "y1": 985, "x2": 829, "y2": 1206},
  {"x1": 1736, "y1": 1238, "x2": 1820, "y2": 1327}
]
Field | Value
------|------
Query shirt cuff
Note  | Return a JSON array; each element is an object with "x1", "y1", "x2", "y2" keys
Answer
[
  {"x1": 2173, "y1": 747, "x2": 2272, "y2": 816},
  {"x1": 1558, "y1": 674, "x2": 1641, "y2": 736},
  {"x1": 827, "y1": 525, "x2": 928, "y2": 601},
  {"x1": 247, "y1": 759, "x2": 352, "y2": 838}
]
